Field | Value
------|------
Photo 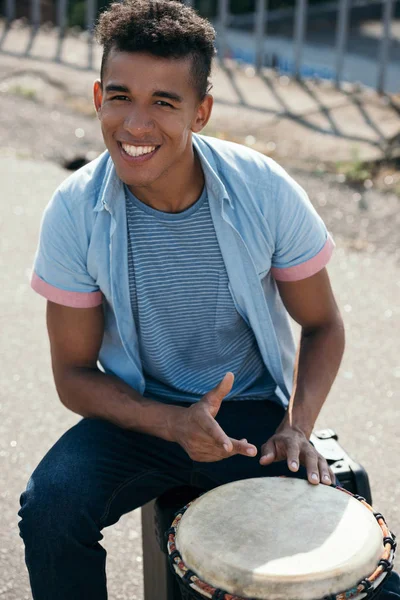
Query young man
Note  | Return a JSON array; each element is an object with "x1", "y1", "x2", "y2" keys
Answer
[{"x1": 18, "y1": 1, "x2": 399, "y2": 599}]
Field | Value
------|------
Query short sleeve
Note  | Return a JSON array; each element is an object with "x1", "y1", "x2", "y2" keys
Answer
[
  {"x1": 31, "y1": 189, "x2": 103, "y2": 308},
  {"x1": 270, "y1": 167, "x2": 335, "y2": 282}
]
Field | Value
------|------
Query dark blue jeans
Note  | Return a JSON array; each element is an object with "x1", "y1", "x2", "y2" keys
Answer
[{"x1": 18, "y1": 400, "x2": 400, "y2": 600}]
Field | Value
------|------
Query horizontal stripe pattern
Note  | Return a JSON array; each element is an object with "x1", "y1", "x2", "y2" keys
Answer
[{"x1": 125, "y1": 185, "x2": 276, "y2": 403}]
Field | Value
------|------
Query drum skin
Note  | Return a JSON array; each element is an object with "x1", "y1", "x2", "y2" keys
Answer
[{"x1": 175, "y1": 478, "x2": 384, "y2": 600}]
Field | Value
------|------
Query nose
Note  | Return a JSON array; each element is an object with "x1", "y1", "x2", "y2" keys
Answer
[{"x1": 124, "y1": 106, "x2": 154, "y2": 135}]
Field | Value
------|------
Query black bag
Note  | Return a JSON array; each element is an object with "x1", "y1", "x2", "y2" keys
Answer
[{"x1": 310, "y1": 428, "x2": 372, "y2": 504}]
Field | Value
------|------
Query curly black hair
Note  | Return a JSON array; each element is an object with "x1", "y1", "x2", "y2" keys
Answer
[{"x1": 95, "y1": 0, "x2": 216, "y2": 99}]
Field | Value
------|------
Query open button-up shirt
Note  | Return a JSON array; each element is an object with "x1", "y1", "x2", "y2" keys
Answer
[{"x1": 31, "y1": 134, "x2": 334, "y2": 408}]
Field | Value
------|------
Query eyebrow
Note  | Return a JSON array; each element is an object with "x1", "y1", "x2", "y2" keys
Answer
[{"x1": 105, "y1": 84, "x2": 183, "y2": 103}]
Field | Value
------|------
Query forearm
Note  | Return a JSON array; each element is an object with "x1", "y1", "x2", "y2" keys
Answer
[
  {"x1": 53, "y1": 366, "x2": 182, "y2": 441},
  {"x1": 283, "y1": 315, "x2": 345, "y2": 437}
]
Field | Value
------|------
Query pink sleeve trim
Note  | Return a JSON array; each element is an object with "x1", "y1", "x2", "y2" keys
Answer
[
  {"x1": 271, "y1": 236, "x2": 335, "y2": 282},
  {"x1": 31, "y1": 272, "x2": 103, "y2": 308}
]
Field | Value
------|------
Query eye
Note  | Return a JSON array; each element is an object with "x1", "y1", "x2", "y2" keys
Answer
[
  {"x1": 155, "y1": 100, "x2": 174, "y2": 108},
  {"x1": 110, "y1": 95, "x2": 130, "y2": 101}
]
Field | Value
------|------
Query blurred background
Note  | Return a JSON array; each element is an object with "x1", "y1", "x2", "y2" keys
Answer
[
  {"x1": 0, "y1": 1, "x2": 399, "y2": 599},
  {"x1": 2, "y1": 0, "x2": 400, "y2": 89}
]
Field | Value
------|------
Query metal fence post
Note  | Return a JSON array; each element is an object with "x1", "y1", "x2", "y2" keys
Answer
[
  {"x1": 57, "y1": 0, "x2": 68, "y2": 32},
  {"x1": 294, "y1": 0, "x2": 308, "y2": 79},
  {"x1": 255, "y1": 0, "x2": 267, "y2": 73},
  {"x1": 217, "y1": 0, "x2": 229, "y2": 62},
  {"x1": 5, "y1": 0, "x2": 16, "y2": 23},
  {"x1": 87, "y1": 0, "x2": 97, "y2": 70},
  {"x1": 335, "y1": 0, "x2": 350, "y2": 88},
  {"x1": 377, "y1": 0, "x2": 394, "y2": 94},
  {"x1": 31, "y1": 0, "x2": 41, "y2": 29},
  {"x1": 55, "y1": 0, "x2": 68, "y2": 62}
]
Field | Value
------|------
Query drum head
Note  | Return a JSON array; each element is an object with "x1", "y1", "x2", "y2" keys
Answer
[{"x1": 175, "y1": 478, "x2": 384, "y2": 600}]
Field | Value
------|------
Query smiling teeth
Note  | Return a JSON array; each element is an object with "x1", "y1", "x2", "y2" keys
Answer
[{"x1": 122, "y1": 144, "x2": 156, "y2": 157}]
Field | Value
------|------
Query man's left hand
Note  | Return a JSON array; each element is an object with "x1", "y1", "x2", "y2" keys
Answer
[{"x1": 259, "y1": 423, "x2": 335, "y2": 486}]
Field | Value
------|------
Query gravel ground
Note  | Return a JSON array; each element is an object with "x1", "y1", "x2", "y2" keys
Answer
[{"x1": 0, "y1": 92, "x2": 103, "y2": 164}]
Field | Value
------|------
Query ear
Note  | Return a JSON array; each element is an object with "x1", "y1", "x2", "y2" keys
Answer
[
  {"x1": 93, "y1": 80, "x2": 103, "y2": 117},
  {"x1": 191, "y1": 94, "x2": 213, "y2": 133}
]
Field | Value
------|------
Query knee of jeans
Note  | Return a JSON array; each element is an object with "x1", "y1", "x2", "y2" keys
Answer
[{"x1": 18, "y1": 461, "x2": 101, "y2": 546}]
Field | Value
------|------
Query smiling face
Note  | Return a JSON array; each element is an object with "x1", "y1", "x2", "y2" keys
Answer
[{"x1": 93, "y1": 49, "x2": 213, "y2": 196}]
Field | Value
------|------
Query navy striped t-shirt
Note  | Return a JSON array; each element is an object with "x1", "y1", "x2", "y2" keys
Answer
[{"x1": 125, "y1": 184, "x2": 277, "y2": 403}]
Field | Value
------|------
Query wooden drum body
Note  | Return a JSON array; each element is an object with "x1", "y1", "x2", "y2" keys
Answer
[{"x1": 167, "y1": 478, "x2": 396, "y2": 600}]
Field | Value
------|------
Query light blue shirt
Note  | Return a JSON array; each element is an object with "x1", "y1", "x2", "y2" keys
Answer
[{"x1": 31, "y1": 134, "x2": 334, "y2": 408}]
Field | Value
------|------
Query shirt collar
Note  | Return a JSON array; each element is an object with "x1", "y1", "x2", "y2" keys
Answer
[{"x1": 192, "y1": 134, "x2": 233, "y2": 209}]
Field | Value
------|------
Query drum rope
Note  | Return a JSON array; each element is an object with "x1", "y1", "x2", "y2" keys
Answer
[{"x1": 167, "y1": 486, "x2": 397, "y2": 600}]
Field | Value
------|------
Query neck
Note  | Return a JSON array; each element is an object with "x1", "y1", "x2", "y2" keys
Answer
[{"x1": 127, "y1": 145, "x2": 205, "y2": 214}]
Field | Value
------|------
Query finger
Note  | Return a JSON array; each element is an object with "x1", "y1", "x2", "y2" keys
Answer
[
  {"x1": 318, "y1": 457, "x2": 333, "y2": 486},
  {"x1": 301, "y1": 447, "x2": 320, "y2": 485},
  {"x1": 285, "y1": 442, "x2": 300, "y2": 473},
  {"x1": 200, "y1": 412, "x2": 233, "y2": 453},
  {"x1": 259, "y1": 439, "x2": 276, "y2": 465},
  {"x1": 230, "y1": 437, "x2": 257, "y2": 457},
  {"x1": 202, "y1": 372, "x2": 235, "y2": 416},
  {"x1": 329, "y1": 467, "x2": 336, "y2": 485}
]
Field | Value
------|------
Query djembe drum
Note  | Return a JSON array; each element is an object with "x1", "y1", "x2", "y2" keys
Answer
[{"x1": 167, "y1": 478, "x2": 396, "y2": 600}]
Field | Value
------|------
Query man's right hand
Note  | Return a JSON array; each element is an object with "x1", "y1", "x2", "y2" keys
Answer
[{"x1": 167, "y1": 372, "x2": 258, "y2": 462}]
